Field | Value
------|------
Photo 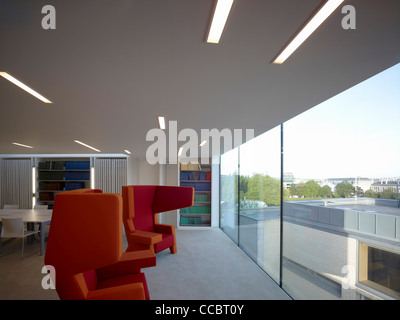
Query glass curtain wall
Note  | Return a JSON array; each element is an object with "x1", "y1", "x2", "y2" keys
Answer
[
  {"x1": 238, "y1": 125, "x2": 281, "y2": 283},
  {"x1": 282, "y1": 63, "x2": 400, "y2": 300},
  {"x1": 220, "y1": 147, "x2": 239, "y2": 244},
  {"x1": 219, "y1": 63, "x2": 400, "y2": 300}
]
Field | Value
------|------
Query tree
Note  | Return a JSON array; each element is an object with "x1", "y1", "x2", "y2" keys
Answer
[
  {"x1": 364, "y1": 189, "x2": 378, "y2": 198},
  {"x1": 245, "y1": 174, "x2": 281, "y2": 206},
  {"x1": 239, "y1": 175, "x2": 249, "y2": 200},
  {"x1": 321, "y1": 185, "x2": 333, "y2": 198},
  {"x1": 304, "y1": 180, "x2": 322, "y2": 198},
  {"x1": 296, "y1": 182, "x2": 306, "y2": 198},
  {"x1": 335, "y1": 181, "x2": 354, "y2": 198},
  {"x1": 380, "y1": 189, "x2": 396, "y2": 199},
  {"x1": 289, "y1": 183, "x2": 297, "y2": 197},
  {"x1": 283, "y1": 187, "x2": 291, "y2": 201},
  {"x1": 261, "y1": 175, "x2": 281, "y2": 206},
  {"x1": 246, "y1": 174, "x2": 264, "y2": 200},
  {"x1": 354, "y1": 186, "x2": 365, "y2": 197}
]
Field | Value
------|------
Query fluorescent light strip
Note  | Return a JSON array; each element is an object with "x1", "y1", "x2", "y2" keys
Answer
[
  {"x1": 158, "y1": 116, "x2": 166, "y2": 130},
  {"x1": 32, "y1": 167, "x2": 36, "y2": 192},
  {"x1": 124, "y1": 150, "x2": 131, "y2": 155},
  {"x1": 199, "y1": 140, "x2": 208, "y2": 147},
  {"x1": 0, "y1": 72, "x2": 52, "y2": 103},
  {"x1": 32, "y1": 166, "x2": 37, "y2": 209},
  {"x1": 178, "y1": 147, "x2": 183, "y2": 157},
  {"x1": 90, "y1": 167, "x2": 95, "y2": 189},
  {"x1": 74, "y1": 140, "x2": 101, "y2": 152},
  {"x1": 207, "y1": 0, "x2": 234, "y2": 44},
  {"x1": 12, "y1": 142, "x2": 34, "y2": 149},
  {"x1": 273, "y1": 0, "x2": 344, "y2": 64}
]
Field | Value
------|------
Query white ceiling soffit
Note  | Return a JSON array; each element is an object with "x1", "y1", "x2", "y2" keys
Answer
[{"x1": 0, "y1": 0, "x2": 399, "y2": 158}]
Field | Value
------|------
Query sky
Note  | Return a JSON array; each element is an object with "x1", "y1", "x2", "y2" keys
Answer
[{"x1": 223, "y1": 63, "x2": 400, "y2": 180}]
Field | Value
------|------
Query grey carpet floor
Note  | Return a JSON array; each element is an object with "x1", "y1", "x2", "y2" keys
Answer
[
  {"x1": 145, "y1": 228, "x2": 290, "y2": 300},
  {"x1": 0, "y1": 228, "x2": 289, "y2": 300}
]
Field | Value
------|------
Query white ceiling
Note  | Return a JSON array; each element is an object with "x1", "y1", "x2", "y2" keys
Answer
[{"x1": 0, "y1": 0, "x2": 399, "y2": 158}]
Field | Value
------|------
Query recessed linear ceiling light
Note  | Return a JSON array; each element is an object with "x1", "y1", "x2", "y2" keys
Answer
[
  {"x1": 0, "y1": 72, "x2": 52, "y2": 103},
  {"x1": 74, "y1": 140, "x2": 101, "y2": 152},
  {"x1": 158, "y1": 116, "x2": 166, "y2": 130},
  {"x1": 207, "y1": 0, "x2": 234, "y2": 44},
  {"x1": 12, "y1": 142, "x2": 34, "y2": 149},
  {"x1": 199, "y1": 140, "x2": 208, "y2": 147},
  {"x1": 272, "y1": 0, "x2": 344, "y2": 64}
]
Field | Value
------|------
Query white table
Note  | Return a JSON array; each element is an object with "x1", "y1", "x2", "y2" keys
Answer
[{"x1": 0, "y1": 209, "x2": 52, "y2": 255}]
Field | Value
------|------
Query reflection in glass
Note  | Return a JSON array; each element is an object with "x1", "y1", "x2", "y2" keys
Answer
[
  {"x1": 220, "y1": 147, "x2": 239, "y2": 244},
  {"x1": 239, "y1": 125, "x2": 281, "y2": 283},
  {"x1": 365, "y1": 246, "x2": 400, "y2": 299}
]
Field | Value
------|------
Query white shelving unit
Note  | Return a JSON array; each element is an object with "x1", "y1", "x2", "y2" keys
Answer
[{"x1": 178, "y1": 161, "x2": 212, "y2": 228}]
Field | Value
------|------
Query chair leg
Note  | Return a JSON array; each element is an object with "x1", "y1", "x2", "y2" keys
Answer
[
  {"x1": 169, "y1": 244, "x2": 177, "y2": 254},
  {"x1": 21, "y1": 237, "x2": 24, "y2": 259}
]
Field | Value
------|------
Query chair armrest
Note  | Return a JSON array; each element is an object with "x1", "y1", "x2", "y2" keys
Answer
[
  {"x1": 96, "y1": 250, "x2": 156, "y2": 281},
  {"x1": 128, "y1": 230, "x2": 162, "y2": 245},
  {"x1": 86, "y1": 283, "x2": 145, "y2": 300},
  {"x1": 154, "y1": 224, "x2": 174, "y2": 234},
  {"x1": 120, "y1": 249, "x2": 157, "y2": 267}
]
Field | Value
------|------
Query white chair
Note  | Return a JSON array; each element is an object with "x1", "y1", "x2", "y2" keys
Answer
[
  {"x1": 3, "y1": 204, "x2": 19, "y2": 209},
  {"x1": 0, "y1": 217, "x2": 40, "y2": 258},
  {"x1": 33, "y1": 204, "x2": 49, "y2": 240}
]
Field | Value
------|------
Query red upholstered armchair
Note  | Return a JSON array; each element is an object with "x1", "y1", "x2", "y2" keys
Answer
[
  {"x1": 122, "y1": 185, "x2": 194, "y2": 254},
  {"x1": 45, "y1": 188, "x2": 156, "y2": 300}
]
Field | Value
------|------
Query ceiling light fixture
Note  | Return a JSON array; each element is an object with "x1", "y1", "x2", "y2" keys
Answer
[
  {"x1": 272, "y1": 0, "x2": 344, "y2": 64},
  {"x1": 90, "y1": 167, "x2": 95, "y2": 189},
  {"x1": 74, "y1": 140, "x2": 101, "y2": 152},
  {"x1": 0, "y1": 72, "x2": 52, "y2": 103},
  {"x1": 178, "y1": 147, "x2": 183, "y2": 157},
  {"x1": 12, "y1": 142, "x2": 34, "y2": 149},
  {"x1": 199, "y1": 140, "x2": 208, "y2": 147},
  {"x1": 207, "y1": 0, "x2": 234, "y2": 44},
  {"x1": 158, "y1": 116, "x2": 166, "y2": 130},
  {"x1": 124, "y1": 150, "x2": 132, "y2": 155}
]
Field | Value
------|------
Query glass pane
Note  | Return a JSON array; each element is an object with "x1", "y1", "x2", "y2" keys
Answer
[
  {"x1": 239, "y1": 125, "x2": 281, "y2": 284},
  {"x1": 220, "y1": 147, "x2": 239, "y2": 244},
  {"x1": 367, "y1": 246, "x2": 400, "y2": 299},
  {"x1": 282, "y1": 63, "x2": 400, "y2": 300}
]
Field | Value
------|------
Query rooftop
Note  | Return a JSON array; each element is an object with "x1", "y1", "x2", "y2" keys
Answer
[{"x1": 239, "y1": 198, "x2": 400, "y2": 250}]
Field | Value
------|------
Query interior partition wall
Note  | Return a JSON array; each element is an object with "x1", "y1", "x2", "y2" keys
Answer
[{"x1": 219, "y1": 63, "x2": 400, "y2": 300}]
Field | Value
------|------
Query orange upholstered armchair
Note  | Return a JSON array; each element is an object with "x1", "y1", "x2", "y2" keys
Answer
[
  {"x1": 122, "y1": 185, "x2": 194, "y2": 254},
  {"x1": 45, "y1": 188, "x2": 156, "y2": 300}
]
